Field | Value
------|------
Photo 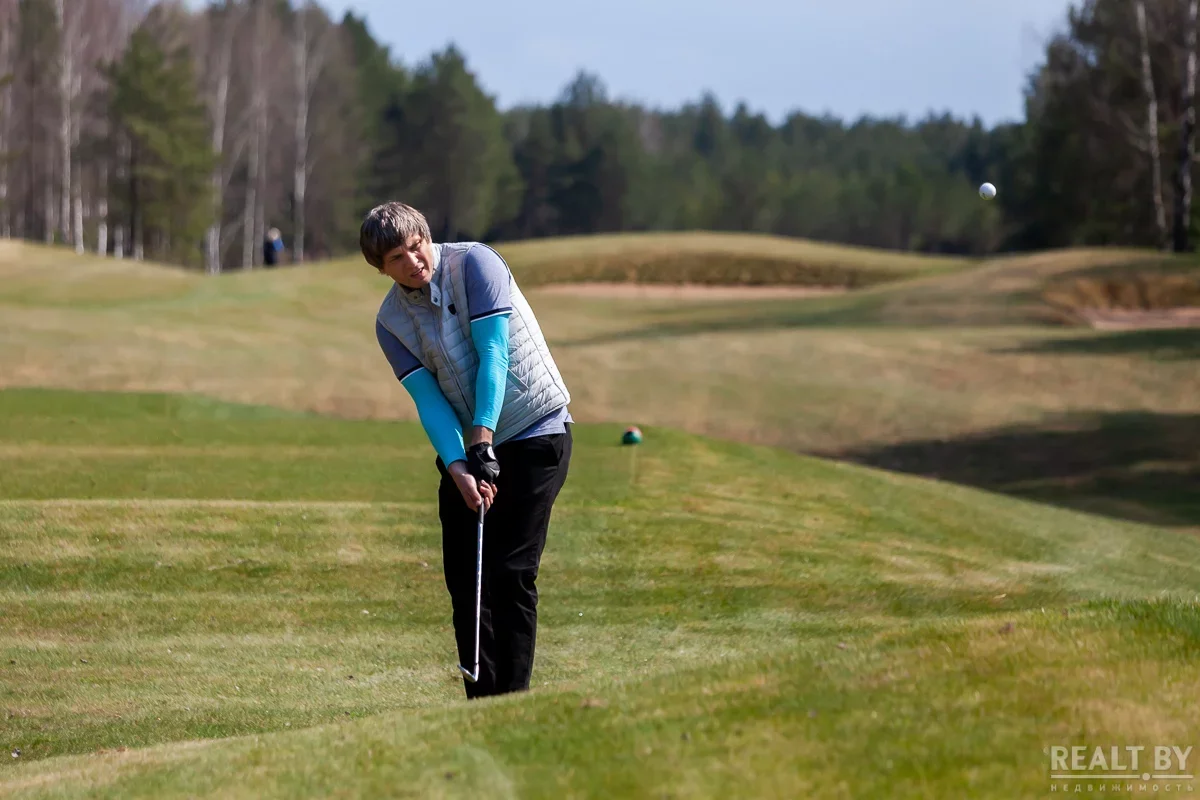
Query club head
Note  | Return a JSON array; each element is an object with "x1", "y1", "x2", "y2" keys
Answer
[{"x1": 459, "y1": 664, "x2": 479, "y2": 683}]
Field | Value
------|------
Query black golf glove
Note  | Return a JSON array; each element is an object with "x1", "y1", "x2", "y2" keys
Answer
[{"x1": 466, "y1": 442, "x2": 500, "y2": 485}]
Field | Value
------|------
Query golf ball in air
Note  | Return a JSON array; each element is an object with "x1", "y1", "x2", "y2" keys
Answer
[{"x1": 979, "y1": 182, "x2": 997, "y2": 199}]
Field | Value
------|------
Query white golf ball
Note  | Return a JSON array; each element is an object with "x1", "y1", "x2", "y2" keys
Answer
[{"x1": 979, "y1": 182, "x2": 997, "y2": 199}]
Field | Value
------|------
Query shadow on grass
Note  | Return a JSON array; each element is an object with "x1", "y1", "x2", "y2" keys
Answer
[
  {"x1": 828, "y1": 411, "x2": 1200, "y2": 528},
  {"x1": 996, "y1": 328, "x2": 1200, "y2": 360}
]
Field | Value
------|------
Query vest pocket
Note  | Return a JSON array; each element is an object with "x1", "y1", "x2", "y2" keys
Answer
[{"x1": 507, "y1": 367, "x2": 530, "y2": 392}]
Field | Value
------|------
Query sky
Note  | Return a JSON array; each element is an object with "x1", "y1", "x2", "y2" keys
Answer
[{"x1": 229, "y1": 0, "x2": 1078, "y2": 126}]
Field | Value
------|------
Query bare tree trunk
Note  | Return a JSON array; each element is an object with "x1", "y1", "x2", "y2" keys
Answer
[
  {"x1": 56, "y1": 0, "x2": 72, "y2": 245},
  {"x1": 254, "y1": 93, "x2": 267, "y2": 268},
  {"x1": 242, "y1": 3, "x2": 265, "y2": 270},
  {"x1": 130, "y1": 142, "x2": 142, "y2": 261},
  {"x1": 0, "y1": 158, "x2": 7, "y2": 237},
  {"x1": 72, "y1": 167, "x2": 82, "y2": 253},
  {"x1": 204, "y1": 6, "x2": 234, "y2": 275},
  {"x1": 97, "y1": 163, "x2": 108, "y2": 255},
  {"x1": 1136, "y1": 0, "x2": 1169, "y2": 249},
  {"x1": 0, "y1": 14, "x2": 11, "y2": 239},
  {"x1": 115, "y1": 134, "x2": 129, "y2": 259},
  {"x1": 293, "y1": 6, "x2": 308, "y2": 264},
  {"x1": 69, "y1": 29, "x2": 86, "y2": 254},
  {"x1": 290, "y1": 3, "x2": 330, "y2": 265},
  {"x1": 242, "y1": 130, "x2": 259, "y2": 268},
  {"x1": 43, "y1": 162, "x2": 54, "y2": 244},
  {"x1": 1175, "y1": 0, "x2": 1199, "y2": 253},
  {"x1": 206, "y1": 64, "x2": 229, "y2": 274}
]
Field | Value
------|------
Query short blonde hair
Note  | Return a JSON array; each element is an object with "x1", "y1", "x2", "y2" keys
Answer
[{"x1": 359, "y1": 202, "x2": 431, "y2": 268}]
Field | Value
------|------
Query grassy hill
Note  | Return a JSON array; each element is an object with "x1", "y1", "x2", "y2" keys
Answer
[
  {"x1": 489, "y1": 230, "x2": 974, "y2": 287},
  {"x1": 0, "y1": 231, "x2": 965, "y2": 305},
  {"x1": 2, "y1": 389, "x2": 1200, "y2": 798},
  {"x1": 1, "y1": 236, "x2": 1196, "y2": 528}
]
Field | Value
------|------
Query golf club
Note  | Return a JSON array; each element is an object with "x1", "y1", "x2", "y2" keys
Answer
[{"x1": 458, "y1": 500, "x2": 486, "y2": 683}]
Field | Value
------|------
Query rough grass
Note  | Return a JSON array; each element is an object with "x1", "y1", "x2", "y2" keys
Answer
[{"x1": 2, "y1": 390, "x2": 1200, "y2": 798}]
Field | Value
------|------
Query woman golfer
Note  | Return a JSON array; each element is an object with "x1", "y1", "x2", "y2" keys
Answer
[{"x1": 361, "y1": 202, "x2": 573, "y2": 700}]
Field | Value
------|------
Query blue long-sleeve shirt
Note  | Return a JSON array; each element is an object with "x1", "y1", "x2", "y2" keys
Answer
[{"x1": 375, "y1": 243, "x2": 571, "y2": 467}]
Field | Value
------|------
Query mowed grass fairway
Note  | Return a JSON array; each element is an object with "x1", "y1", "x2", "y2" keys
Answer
[
  {"x1": 1, "y1": 233, "x2": 1199, "y2": 796},
  {"x1": 3, "y1": 389, "x2": 1200, "y2": 798}
]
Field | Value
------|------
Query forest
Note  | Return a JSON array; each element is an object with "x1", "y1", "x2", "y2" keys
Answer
[{"x1": 0, "y1": 0, "x2": 1196, "y2": 271}]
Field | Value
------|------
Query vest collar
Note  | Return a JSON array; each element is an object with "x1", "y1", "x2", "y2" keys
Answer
[{"x1": 399, "y1": 243, "x2": 444, "y2": 306}]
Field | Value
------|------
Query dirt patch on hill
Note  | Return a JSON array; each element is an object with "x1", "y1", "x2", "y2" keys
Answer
[
  {"x1": 1079, "y1": 307, "x2": 1200, "y2": 330},
  {"x1": 1043, "y1": 272, "x2": 1200, "y2": 329},
  {"x1": 533, "y1": 282, "x2": 849, "y2": 300}
]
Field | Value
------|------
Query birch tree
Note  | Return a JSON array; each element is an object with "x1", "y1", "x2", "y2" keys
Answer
[
  {"x1": 292, "y1": 3, "x2": 321, "y2": 264},
  {"x1": 240, "y1": 0, "x2": 267, "y2": 269},
  {"x1": 1135, "y1": 0, "x2": 1169, "y2": 248},
  {"x1": 1174, "y1": 0, "x2": 1198, "y2": 252},
  {"x1": 43, "y1": 0, "x2": 58, "y2": 246},
  {"x1": 300, "y1": 21, "x2": 359, "y2": 260},
  {"x1": 0, "y1": 0, "x2": 16, "y2": 238},
  {"x1": 57, "y1": 0, "x2": 99, "y2": 253},
  {"x1": 201, "y1": 1, "x2": 239, "y2": 274},
  {"x1": 56, "y1": 0, "x2": 71, "y2": 246}
]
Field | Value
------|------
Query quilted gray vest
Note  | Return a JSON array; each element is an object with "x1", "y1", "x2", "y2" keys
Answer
[{"x1": 375, "y1": 242, "x2": 571, "y2": 445}]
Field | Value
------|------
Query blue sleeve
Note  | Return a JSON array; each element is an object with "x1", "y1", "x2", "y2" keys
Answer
[
  {"x1": 401, "y1": 369, "x2": 467, "y2": 467},
  {"x1": 464, "y1": 245, "x2": 514, "y2": 431},
  {"x1": 376, "y1": 320, "x2": 466, "y2": 466},
  {"x1": 470, "y1": 314, "x2": 510, "y2": 430}
]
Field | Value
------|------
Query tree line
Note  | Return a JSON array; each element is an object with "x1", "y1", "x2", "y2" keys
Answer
[{"x1": 0, "y1": 0, "x2": 1196, "y2": 271}]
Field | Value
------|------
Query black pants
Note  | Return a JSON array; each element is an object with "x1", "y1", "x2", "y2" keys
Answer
[{"x1": 435, "y1": 422, "x2": 572, "y2": 699}]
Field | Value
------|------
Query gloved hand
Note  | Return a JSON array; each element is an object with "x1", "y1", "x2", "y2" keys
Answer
[{"x1": 466, "y1": 442, "x2": 500, "y2": 485}]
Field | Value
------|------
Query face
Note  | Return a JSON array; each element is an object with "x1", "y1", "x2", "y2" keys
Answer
[{"x1": 379, "y1": 234, "x2": 434, "y2": 289}]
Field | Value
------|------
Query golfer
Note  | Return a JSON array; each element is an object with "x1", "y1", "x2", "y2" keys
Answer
[{"x1": 360, "y1": 202, "x2": 573, "y2": 700}]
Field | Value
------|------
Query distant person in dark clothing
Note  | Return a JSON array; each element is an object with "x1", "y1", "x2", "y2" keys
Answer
[{"x1": 263, "y1": 228, "x2": 283, "y2": 267}]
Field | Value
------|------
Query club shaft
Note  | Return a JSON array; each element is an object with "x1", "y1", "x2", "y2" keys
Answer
[{"x1": 472, "y1": 503, "x2": 483, "y2": 673}]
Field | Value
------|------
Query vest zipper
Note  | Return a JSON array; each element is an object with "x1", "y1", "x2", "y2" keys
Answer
[{"x1": 431, "y1": 281, "x2": 471, "y2": 426}]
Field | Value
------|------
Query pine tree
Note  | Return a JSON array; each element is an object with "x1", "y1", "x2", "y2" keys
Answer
[
  {"x1": 505, "y1": 107, "x2": 561, "y2": 238},
  {"x1": 341, "y1": 11, "x2": 409, "y2": 218},
  {"x1": 102, "y1": 9, "x2": 213, "y2": 267},
  {"x1": 386, "y1": 45, "x2": 519, "y2": 241},
  {"x1": 546, "y1": 72, "x2": 641, "y2": 235},
  {"x1": 15, "y1": 0, "x2": 60, "y2": 243}
]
